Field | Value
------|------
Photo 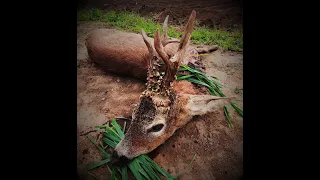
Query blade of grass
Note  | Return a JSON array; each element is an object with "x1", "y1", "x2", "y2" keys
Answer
[
  {"x1": 185, "y1": 77, "x2": 211, "y2": 88},
  {"x1": 230, "y1": 102, "x2": 243, "y2": 117},
  {"x1": 199, "y1": 74, "x2": 223, "y2": 88},
  {"x1": 105, "y1": 127, "x2": 122, "y2": 142},
  {"x1": 111, "y1": 119, "x2": 125, "y2": 138},
  {"x1": 128, "y1": 159, "x2": 144, "y2": 180},
  {"x1": 174, "y1": 154, "x2": 197, "y2": 178},
  {"x1": 223, "y1": 106, "x2": 233, "y2": 128},
  {"x1": 138, "y1": 156, "x2": 161, "y2": 180},
  {"x1": 110, "y1": 167, "x2": 117, "y2": 180},
  {"x1": 178, "y1": 67, "x2": 187, "y2": 71},
  {"x1": 107, "y1": 165, "x2": 118, "y2": 180},
  {"x1": 143, "y1": 155, "x2": 173, "y2": 179},
  {"x1": 208, "y1": 87, "x2": 217, "y2": 96},
  {"x1": 135, "y1": 159, "x2": 151, "y2": 180},
  {"x1": 180, "y1": 63, "x2": 203, "y2": 74},
  {"x1": 102, "y1": 137, "x2": 117, "y2": 148},
  {"x1": 86, "y1": 159, "x2": 110, "y2": 171},
  {"x1": 87, "y1": 135, "x2": 110, "y2": 157},
  {"x1": 121, "y1": 166, "x2": 128, "y2": 180},
  {"x1": 106, "y1": 126, "x2": 122, "y2": 139},
  {"x1": 176, "y1": 74, "x2": 194, "y2": 80}
]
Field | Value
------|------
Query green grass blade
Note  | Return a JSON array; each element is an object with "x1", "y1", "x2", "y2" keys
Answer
[
  {"x1": 176, "y1": 74, "x2": 194, "y2": 80},
  {"x1": 178, "y1": 67, "x2": 187, "y2": 71},
  {"x1": 111, "y1": 119, "x2": 125, "y2": 139},
  {"x1": 138, "y1": 156, "x2": 161, "y2": 180},
  {"x1": 121, "y1": 166, "x2": 128, "y2": 180},
  {"x1": 86, "y1": 159, "x2": 110, "y2": 171},
  {"x1": 223, "y1": 106, "x2": 233, "y2": 128},
  {"x1": 199, "y1": 74, "x2": 223, "y2": 88},
  {"x1": 185, "y1": 77, "x2": 211, "y2": 88},
  {"x1": 213, "y1": 86, "x2": 225, "y2": 97},
  {"x1": 102, "y1": 138, "x2": 117, "y2": 148},
  {"x1": 211, "y1": 76, "x2": 219, "y2": 79},
  {"x1": 101, "y1": 152, "x2": 110, "y2": 160},
  {"x1": 180, "y1": 63, "x2": 203, "y2": 74},
  {"x1": 87, "y1": 135, "x2": 110, "y2": 157},
  {"x1": 110, "y1": 167, "x2": 117, "y2": 180},
  {"x1": 230, "y1": 102, "x2": 243, "y2": 117},
  {"x1": 208, "y1": 87, "x2": 217, "y2": 96},
  {"x1": 105, "y1": 127, "x2": 122, "y2": 142},
  {"x1": 143, "y1": 155, "x2": 173, "y2": 179},
  {"x1": 128, "y1": 159, "x2": 144, "y2": 180},
  {"x1": 135, "y1": 159, "x2": 151, "y2": 180},
  {"x1": 174, "y1": 154, "x2": 197, "y2": 178}
]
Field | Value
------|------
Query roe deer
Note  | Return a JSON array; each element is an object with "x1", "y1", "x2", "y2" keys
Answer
[
  {"x1": 85, "y1": 13, "x2": 217, "y2": 80},
  {"x1": 84, "y1": 10, "x2": 234, "y2": 164}
]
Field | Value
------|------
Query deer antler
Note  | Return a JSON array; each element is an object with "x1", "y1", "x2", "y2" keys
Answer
[
  {"x1": 161, "y1": 15, "x2": 180, "y2": 46},
  {"x1": 141, "y1": 10, "x2": 196, "y2": 96},
  {"x1": 155, "y1": 10, "x2": 196, "y2": 88},
  {"x1": 141, "y1": 29, "x2": 162, "y2": 90}
]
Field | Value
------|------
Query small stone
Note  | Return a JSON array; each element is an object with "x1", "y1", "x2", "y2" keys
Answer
[{"x1": 101, "y1": 97, "x2": 106, "y2": 101}]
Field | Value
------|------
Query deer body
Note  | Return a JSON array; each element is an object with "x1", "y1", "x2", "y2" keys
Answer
[
  {"x1": 85, "y1": 11, "x2": 232, "y2": 162},
  {"x1": 85, "y1": 29, "x2": 215, "y2": 80}
]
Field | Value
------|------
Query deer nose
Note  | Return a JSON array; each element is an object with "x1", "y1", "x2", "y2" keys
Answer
[{"x1": 110, "y1": 151, "x2": 130, "y2": 167}]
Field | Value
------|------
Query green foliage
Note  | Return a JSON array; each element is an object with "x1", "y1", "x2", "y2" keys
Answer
[{"x1": 77, "y1": 8, "x2": 242, "y2": 51}]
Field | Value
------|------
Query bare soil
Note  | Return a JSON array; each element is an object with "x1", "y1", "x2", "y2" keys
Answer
[
  {"x1": 77, "y1": 20, "x2": 243, "y2": 180},
  {"x1": 78, "y1": 0, "x2": 243, "y2": 29}
]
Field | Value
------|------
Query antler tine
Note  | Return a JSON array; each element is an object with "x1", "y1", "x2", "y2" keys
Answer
[
  {"x1": 141, "y1": 29, "x2": 155, "y2": 55},
  {"x1": 161, "y1": 15, "x2": 180, "y2": 46},
  {"x1": 163, "y1": 10, "x2": 197, "y2": 87},
  {"x1": 141, "y1": 29, "x2": 159, "y2": 86},
  {"x1": 154, "y1": 29, "x2": 173, "y2": 87},
  {"x1": 154, "y1": 29, "x2": 170, "y2": 62},
  {"x1": 178, "y1": 10, "x2": 196, "y2": 52}
]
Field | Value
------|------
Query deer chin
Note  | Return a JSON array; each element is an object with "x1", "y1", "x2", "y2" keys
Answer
[{"x1": 114, "y1": 141, "x2": 149, "y2": 160}]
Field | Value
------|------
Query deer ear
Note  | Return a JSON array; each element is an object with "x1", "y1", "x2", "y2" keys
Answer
[{"x1": 186, "y1": 95, "x2": 235, "y2": 116}]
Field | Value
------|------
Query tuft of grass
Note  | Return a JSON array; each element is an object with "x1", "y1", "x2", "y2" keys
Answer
[
  {"x1": 87, "y1": 119, "x2": 196, "y2": 180},
  {"x1": 77, "y1": 8, "x2": 242, "y2": 51}
]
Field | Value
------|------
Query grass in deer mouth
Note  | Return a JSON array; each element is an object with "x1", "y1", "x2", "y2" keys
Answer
[{"x1": 86, "y1": 119, "x2": 196, "y2": 180}]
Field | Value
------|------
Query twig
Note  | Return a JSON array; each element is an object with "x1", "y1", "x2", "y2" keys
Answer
[{"x1": 79, "y1": 129, "x2": 97, "y2": 136}]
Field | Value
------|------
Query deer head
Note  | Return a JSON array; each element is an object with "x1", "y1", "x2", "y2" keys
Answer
[{"x1": 113, "y1": 10, "x2": 233, "y2": 162}]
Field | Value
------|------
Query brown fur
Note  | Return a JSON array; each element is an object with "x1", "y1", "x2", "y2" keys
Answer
[
  {"x1": 86, "y1": 11, "x2": 232, "y2": 160},
  {"x1": 85, "y1": 30, "x2": 200, "y2": 80}
]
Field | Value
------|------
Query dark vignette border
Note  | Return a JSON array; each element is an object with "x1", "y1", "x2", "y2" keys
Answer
[{"x1": 2, "y1": 0, "x2": 76, "y2": 179}]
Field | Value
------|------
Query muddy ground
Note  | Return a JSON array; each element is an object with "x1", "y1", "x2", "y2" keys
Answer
[
  {"x1": 77, "y1": 19, "x2": 243, "y2": 179},
  {"x1": 77, "y1": 0, "x2": 242, "y2": 29}
]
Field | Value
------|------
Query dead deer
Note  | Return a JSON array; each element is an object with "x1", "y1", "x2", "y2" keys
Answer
[
  {"x1": 83, "y1": 10, "x2": 234, "y2": 164},
  {"x1": 85, "y1": 13, "x2": 217, "y2": 80}
]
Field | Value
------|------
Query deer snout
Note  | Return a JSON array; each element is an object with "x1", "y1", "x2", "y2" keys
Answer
[{"x1": 110, "y1": 150, "x2": 130, "y2": 167}]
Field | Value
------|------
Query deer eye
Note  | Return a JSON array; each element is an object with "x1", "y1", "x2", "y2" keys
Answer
[{"x1": 149, "y1": 124, "x2": 164, "y2": 132}]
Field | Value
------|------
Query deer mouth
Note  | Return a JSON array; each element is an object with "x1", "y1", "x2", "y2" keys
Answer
[{"x1": 110, "y1": 150, "x2": 131, "y2": 167}]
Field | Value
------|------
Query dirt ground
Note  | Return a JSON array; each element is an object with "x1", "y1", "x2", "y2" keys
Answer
[
  {"x1": 77, "y1": 0, "x2": 242, "y2": 29},
  {"x1": 77, "y1": 19, "x2": 243, "y2": 179}
]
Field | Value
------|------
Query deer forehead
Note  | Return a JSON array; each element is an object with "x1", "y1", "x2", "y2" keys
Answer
[{"x1": 133, "y1": 95, "x2": 171, "y2": 124}]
